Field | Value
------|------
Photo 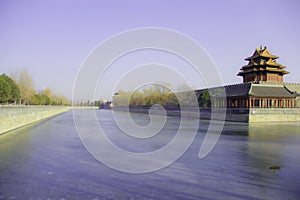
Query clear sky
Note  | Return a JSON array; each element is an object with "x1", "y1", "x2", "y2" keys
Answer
[{"x1": 1, "y1": 0, "x2": 299, "y2": 100}]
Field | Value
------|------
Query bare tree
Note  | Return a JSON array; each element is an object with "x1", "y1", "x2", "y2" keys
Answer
[
  {"x1": 11, "y1": 69, "x2": 35, "y2": 104},
  {"x1": 42, "y1": 88, "x2": 52, "y2": 97}
]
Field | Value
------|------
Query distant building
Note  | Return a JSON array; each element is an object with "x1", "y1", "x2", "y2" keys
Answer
[{"x1": 99, "y1": 101, "x2": 112, "y2": 109}]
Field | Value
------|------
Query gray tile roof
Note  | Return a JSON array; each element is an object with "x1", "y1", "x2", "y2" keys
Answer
[
  {"x1": 284, "y1": 83, "x2": 300, "y2": 94},
  {"x1": 209, "y1": 83, "x2": 295, "y2": 98},
  {"x1": 195, "y1": 83, "x2": 296, "y2": 98},
  {"x1": 249, "y1": 85, "x2": 294, "y2": 97},
  {"x1": 198, "y1": 83, "x2": 250, "y2": 98},
  {"x1": 224, "y1": 83, "x2": 251, "y2": 97}
]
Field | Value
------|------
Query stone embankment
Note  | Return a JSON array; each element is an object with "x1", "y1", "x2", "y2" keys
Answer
[
  {"x1": 0, "y1": 106, "x2": 70, "y2": 135},
  {"x1": 112, "y1": 107, "x2": 300, "y2": 123}
]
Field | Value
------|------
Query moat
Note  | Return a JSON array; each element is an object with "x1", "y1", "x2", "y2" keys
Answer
[{"x1": 0, "y1": 110, "x2": 299, "y2": 199}]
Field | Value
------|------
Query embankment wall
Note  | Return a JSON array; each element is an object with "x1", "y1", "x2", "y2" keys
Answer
[
  {"x1": 112, "y1": 107, "x2": 300, "y2": 123},
  {"x1": 0, "y1": 106, "x2": 70, "y2": 135}
]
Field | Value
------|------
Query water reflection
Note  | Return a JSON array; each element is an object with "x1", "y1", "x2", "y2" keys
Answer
[
  {"x1": 248, "y1": 122, "x2": 300, "y2": 139},
  {"x1": 243, "y1": 122, "x2": 300, "y2": 197},
  {"x1": 216, "y1": 121, "x2": 300, "y2": 137}
]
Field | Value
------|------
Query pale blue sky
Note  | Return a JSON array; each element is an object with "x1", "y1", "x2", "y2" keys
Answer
[{"x1": 1, "y1": 0, "x2": 299, "y2": 100}]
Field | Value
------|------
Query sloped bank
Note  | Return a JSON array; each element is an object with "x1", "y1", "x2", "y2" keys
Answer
[{"x1": 0, "y1": 106, "x2": 70, "y2": 135}]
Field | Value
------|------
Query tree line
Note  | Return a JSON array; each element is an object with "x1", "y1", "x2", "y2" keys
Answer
[
  {"x1": 112, "y1": 85, "x2": 212, "y2": 109},
  {"x1": 0, "y1": 69, "x2": 70, "y2": 106}
]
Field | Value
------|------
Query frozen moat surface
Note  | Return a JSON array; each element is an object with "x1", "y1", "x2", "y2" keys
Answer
[{"x1": 0, "y1": 110, "x2": 300, "y2": 199}]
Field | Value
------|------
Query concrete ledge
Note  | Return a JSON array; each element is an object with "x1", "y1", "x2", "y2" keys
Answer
[{"x1": 0, "y1": 106, "x2": 71, "y2": 135}]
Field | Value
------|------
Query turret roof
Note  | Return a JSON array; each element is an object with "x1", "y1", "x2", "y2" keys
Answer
[
  {"x1": 238, "y1": 46, "x2": 289, "y2": 76},
  {"x1": 245, "y1": 46, "x2": 279, "y2": 60}
]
